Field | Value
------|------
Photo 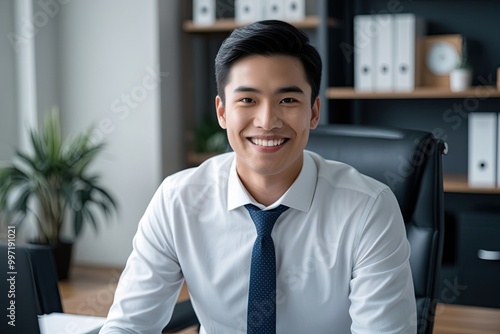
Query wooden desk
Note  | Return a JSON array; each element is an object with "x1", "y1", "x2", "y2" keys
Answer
[
  {"x1": 59, "y1": 265, "x2": 190, "y2": 318},
  {"x1": 59, "y1": 265, "x2": 195, "y2": 333},
  {"x1": 60, "y1": 265, "x2": 500, "y2": 333},
  {"x1": 433, "y1": 303, "x2": 500, "y2": 334}
]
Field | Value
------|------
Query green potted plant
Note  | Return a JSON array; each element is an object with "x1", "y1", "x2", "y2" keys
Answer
[
  {"x1": 0, "y1": 110, "x2": 117, "y2": 279},
  {"x1": 450, "y1": 38, "x2": 473, "y2": 92}
]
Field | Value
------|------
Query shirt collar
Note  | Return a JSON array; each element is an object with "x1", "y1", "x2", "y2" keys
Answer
[{"x1": 227, "y1": 152, "x2": 317, "y2": 212}]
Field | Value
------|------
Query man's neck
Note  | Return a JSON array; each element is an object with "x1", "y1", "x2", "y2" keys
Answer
[{"x1": 236, "y1": 162, "x2": 302, "y2": 207}]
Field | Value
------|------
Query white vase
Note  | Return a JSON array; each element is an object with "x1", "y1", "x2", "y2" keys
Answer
[{"x1": 450, "y1": 68, "x2": 472, "y2": 92}]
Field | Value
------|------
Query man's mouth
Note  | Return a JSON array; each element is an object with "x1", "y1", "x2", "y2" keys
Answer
[{"x1": 249, "y1": 138, "x2": 287, "y2": 147}]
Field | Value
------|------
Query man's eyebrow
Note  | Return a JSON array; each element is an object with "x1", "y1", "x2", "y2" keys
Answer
[
  {"x1": 232, "y1": 85, "x2": 304, "y2": 94},
  {"x1": 275, "y1": 85, "x2": 304, "y2": 94},
  {"x1": 233, "y1": 86, "x2": 261, "y2": 93}
]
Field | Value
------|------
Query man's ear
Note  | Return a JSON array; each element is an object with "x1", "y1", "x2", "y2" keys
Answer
[
  {"x1": 310, "y1": 96, "x2": 321, "y2": 129},
  {"x1": 215, "y1": 95, "x2": 227, "y2": 129}
]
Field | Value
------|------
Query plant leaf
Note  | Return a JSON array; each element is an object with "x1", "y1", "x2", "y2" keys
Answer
[
  {"x1": 45, "y1": 109, "x2": 62, "y2": 163},
  {"x1": 74, "y1": 210, "x2": 83, "y2": 237}
]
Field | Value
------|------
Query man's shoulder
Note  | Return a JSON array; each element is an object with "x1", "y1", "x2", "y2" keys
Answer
[
  {"x1": 163, "y1": 152, "x2": 234, "y2": 187},
  {"x1": 305, "y1": 150, "x2": 389, "y2": 199}
]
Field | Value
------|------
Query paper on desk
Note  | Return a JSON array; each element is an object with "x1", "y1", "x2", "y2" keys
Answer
[{"x1": 38, "y1": 312, "x2": 106, "y2": 334}]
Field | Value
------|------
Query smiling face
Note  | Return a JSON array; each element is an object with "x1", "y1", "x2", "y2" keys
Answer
[{"x1": 216, "y1": 54, "x2": 320, "y2": 189}]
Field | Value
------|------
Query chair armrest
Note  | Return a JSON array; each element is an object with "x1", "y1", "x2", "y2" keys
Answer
[{"x1": 162, "y1": 300, "x2": 199, "y2": 333}]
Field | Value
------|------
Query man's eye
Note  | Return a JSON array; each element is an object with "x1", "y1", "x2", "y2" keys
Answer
[
  {"x1": 239, "y1": 98, "x2": 254, "y2": 103},
  {"x1": 280, "y1": 97, "x2": 297, "y2": 103}
]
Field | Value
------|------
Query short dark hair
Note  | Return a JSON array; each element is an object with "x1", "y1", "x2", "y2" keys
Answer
[{"x1": 214, "y1": 20, "x2": 322, "y2": 106}]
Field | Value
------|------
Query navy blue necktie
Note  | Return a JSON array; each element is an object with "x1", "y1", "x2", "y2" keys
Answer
[{"x1": 245, "y1": 204, "x2": 289, "y2": 334}]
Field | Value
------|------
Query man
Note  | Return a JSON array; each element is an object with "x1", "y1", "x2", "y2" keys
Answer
[{"x1": 100, "y1": 20, "x2": 416, "y2": 333}]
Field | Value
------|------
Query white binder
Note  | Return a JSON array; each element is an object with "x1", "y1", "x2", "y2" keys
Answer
[
  {"x1": 284, "y1": 0, "x2": 305, "y2": 21},
  {"x1": 193, "y1": 0, "x2": 216, "y2": 26},
  {"x1": 235, "y1": 0, "x2": 264, "y2": 24},
  {"x1": 468, "y1": 112, "x2": 497, "y2": 188},
  {"x1": 373, "y1": 14, "x2": 394, "y2": 91},
  {"x1": 265, "y1": 0, "x2": 286, "y2": 20},
  {"x1": 394, "y1": 14, "x2": 426, "y2": 91},
  {"x1": 354, "y1": 15, "x2": 376, "y2": 91}
]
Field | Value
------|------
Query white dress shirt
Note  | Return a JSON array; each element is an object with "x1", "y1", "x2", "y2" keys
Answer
[{"x1": 100, "y1": 151, "x2": 417, "y2": 334}]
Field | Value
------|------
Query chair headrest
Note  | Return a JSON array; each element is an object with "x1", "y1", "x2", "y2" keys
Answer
[{"x1": 306, "y1": 125, "x2": 442, "y2": 221}]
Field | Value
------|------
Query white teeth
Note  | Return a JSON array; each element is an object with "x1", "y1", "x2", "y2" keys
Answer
[{"x1": 251, "y1": 138, "x2": 285, "y2": 147}]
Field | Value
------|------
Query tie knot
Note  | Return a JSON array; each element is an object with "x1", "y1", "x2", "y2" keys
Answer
[{"x1": 245, "y1": 204, "x2": 289, "y2": 236}]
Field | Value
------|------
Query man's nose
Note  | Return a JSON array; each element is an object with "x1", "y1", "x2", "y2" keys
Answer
[{"x1": 254, "y1": 102, "x2": 282, "y2": 130}]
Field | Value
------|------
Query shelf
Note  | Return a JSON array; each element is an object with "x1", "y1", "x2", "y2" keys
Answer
[
  {"x1": 444, "y1": 174, "x2": 500, "y2": 194},
  {"x1": 326, "y1": 86, "x2": 500, "y2": 100},
  {"x1": 183, "y1": 16, "x2": 339, "y2": 33}
]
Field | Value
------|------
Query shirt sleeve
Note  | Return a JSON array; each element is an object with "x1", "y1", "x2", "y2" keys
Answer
[
  {"x1": 100, "y1": 181, "x2": 184, "y2": 334},
  {"x1": 349, "y1": 188, "x2": 417, "y2": 334}
]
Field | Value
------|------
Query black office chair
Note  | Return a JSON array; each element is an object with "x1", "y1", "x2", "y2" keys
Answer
[
  {"x1": 162, "y1": 299, "x2": 199, "y2": 333},
  {"x1": 163, "y1": 124, "x2": 445, "y2": 334},
  {"x1": 23, "y1": 243, "x2": 64, "y2": 314},
  {"x1": 1, "y1": 242, "x2": 64, "y2": 334},
  {"x1": 305, "y1": 124, "x2": 445, "y2": 334},
  {"x1": 1, "y1": 244, "x2": 41, "y2": 333}
]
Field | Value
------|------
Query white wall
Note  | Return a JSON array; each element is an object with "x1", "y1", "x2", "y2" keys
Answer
[
  {"x1": 56, "y1": 0, "x2": 163, "y2": 266},
  {"x1": 0, "y1": 0, "x2": 19, "y2": 163},
  {"x1": 1, "y1": 0, "x2": 183, "y2": 266},
  {"x1": 34, "y1": 0, "x2": 60, "y2": 124}
]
